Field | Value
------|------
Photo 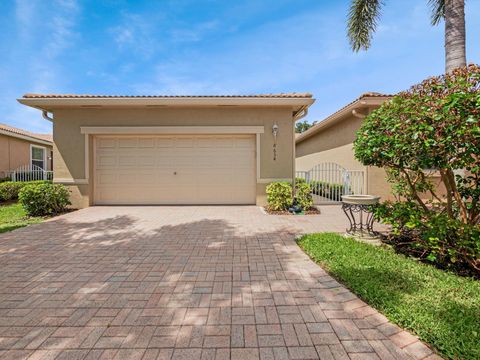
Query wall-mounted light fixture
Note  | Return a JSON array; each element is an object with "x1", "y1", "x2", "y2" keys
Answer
[{"x1": 272, "y1": 123, "x2": 279, "y2": 161}]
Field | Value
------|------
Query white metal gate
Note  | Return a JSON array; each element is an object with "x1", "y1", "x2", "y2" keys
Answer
[
  {"x1": 9, "y1": 164, "x2": 53, "y2": 182},
  {"x1": 296, "y1": 162, "x2": 365, "y2": 204}
]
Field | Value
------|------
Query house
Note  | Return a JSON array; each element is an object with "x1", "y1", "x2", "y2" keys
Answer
[
  {"x1": 18, "y1": 93, "x2": 314, "y2": 208},
  {"x1": 0, "y1": 123, "x2": 53, "y2": 179},
  {"x1": 295, "y1": 93, "x2": 395, "y2": 201}
]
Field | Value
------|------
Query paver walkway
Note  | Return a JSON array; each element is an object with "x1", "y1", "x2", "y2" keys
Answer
[{"x1": 0, "y1": 206, "x2": 438, "y2": 360}]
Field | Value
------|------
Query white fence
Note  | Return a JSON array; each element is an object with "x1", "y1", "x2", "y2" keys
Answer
[
  {"x1": 296, "y1": 162, "x2": 365, "y2": 204},
  {"x1": 7, "y1": 164, "x2": 53, "y2": 182}
]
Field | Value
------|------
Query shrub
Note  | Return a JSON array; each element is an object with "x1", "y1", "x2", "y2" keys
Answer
[
  {"x1": 295, "y1": 182, "x2": 313, "y2": 209},
  {"x1": 0, "y1": 181, "x2": 49, "y2": 202},
  {"x1": 18, "y1": 183, "x2": 71, "y2": 217},
  {"x1": 0, "y1": 182, "x2": 24, "y2": 201},
  {"x1": 355, "y1": 65, "x2": 480, "y2": 275},
  {"x1": 266, "y1": 182, "x2": 293, "y2": 211},
  {"x1": 354, "y1": 64, "x2": 480, "y2": 225},
  {"x1": 309, "y1": 180, "x2": 348, "y2": 201},
  {"x1": 375, "y1": 201, "x2": 480, "y2": 277},
  {"x1": 267, "y1": 181, "x2": 314, "y2": 211}
]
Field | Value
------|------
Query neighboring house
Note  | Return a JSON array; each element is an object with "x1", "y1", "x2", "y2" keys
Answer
[
  {"x1": 295, "y1": 93, "x2": 395, "y2": 201},
  {"x1": 0, "y1": 123, "x2": 53, "y2": 179},
  {"x1": 18, "y1": 93, "x2": 314, "y2": 208}
]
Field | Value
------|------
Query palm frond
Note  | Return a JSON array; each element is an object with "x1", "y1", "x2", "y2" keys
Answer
[
  {"x1": 347, "y1": 0, "x2": 384, "y2": 52},
  {"x1": 429, "y1": 0, "x2": 445, "y2": 25}
]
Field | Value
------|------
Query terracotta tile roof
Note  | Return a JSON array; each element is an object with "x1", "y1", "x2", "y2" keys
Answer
[
  {"x1": 358, "y1": 92, "x2": 394, "y2": 98},
  {"x1": 0, "y1": 123, "x2": 52, "y2": 143},
  {"x1": 23, "y1": 93, "x2": 313, "y2": 99},
  {"x1": 295, "y1": 92, "x2": 393, "y2": 143},
  {"x1": 324, "y1": 92, "x2": 393, "y2": 119}
]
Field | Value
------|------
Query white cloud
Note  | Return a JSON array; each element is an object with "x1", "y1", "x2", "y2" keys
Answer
[
  {"x1": 15, "y1": 0, "x2": 37, "y2": 35},
  {"x1": 169, "y1": 20, "x2": 219, "y2": 42},
  {"x1": 44, "y1": 8, "x2": 79, "y2": 58},
  {"x1": 0, "y1": 0, "x2": 81, "y2": 132},
  {"x1": 129, "y1": 9, "x2": 358, "y2": 95},
  {"x1": 109, "y1": 12, "x2": 161, "y2": 58}
]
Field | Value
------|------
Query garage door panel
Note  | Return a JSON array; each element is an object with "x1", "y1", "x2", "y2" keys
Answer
[
  {"x1": 215, "y1": 138, "x2": 234, "y2": 148},
  {"x1": 136, "y1": 156, "x2": 155, "y2": 167},
  {"x1": 94, "y1": 135, "x2": 256, "y2": 205},
  {"x1": 118, "y1": 138, "x2": 138, "y2": 148},
  {"x1": 175, "y1": 138, "x2": 194, "y2": 148},
  {"x1": 98, "y1": 138, "x2": 116, "y2": 148},
  {"x1": 97, "y1": 156, "x2": 117, "y2": 167},
  {"x1": 235, "y1": 138, "x2": 254, "y2": 148},
  {"x1": 98, "y1": 174, "x2": 117, "y2": 185},
  {"x1": 157, "y1": 138, "x2": 173, "y2": 148},
  {"x1": 118, "y1": 156, "x2": 139, "y2": 166},
  {"x1": 138, "y1": 138, "x2": 155, "y2": 148}
]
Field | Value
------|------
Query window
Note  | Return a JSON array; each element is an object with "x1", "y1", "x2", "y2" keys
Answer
[{"x1": 31, "y1": 145, "x2": 46, "y2": 170}]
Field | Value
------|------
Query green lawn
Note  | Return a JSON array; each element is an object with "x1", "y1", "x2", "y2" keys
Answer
[
  {"x1": 297, "y1": 233, "x2": 480, "y2": 360},
  {"x1": 0, "y1": 202, "x2": 43, "y2": 233}
]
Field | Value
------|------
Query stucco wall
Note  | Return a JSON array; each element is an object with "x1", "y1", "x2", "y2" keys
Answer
[
  {"x1": 52, "y1": 107, "x2": 295, "y2": 208},
  {"x1": 295, "y1": 112, "x2": 395, "y2": 201},
  {"x1": 0, "y1": 134, "x2": 53, "y2": 178},
  {"x1": 296, "y1": 143, "x2": 365, "y2": 172},
  {"x1": 295, "y1": 114, "x2": 364, "y2": 158}
]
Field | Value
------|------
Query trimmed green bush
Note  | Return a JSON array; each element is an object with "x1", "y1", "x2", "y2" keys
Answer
[
  {"x1": 375, "y1": 201, "x2": 480, "y2": 277},
  {"x1": 309, "y1": 180, "x2": 348, "y2": 201},
  {"x1": 18, "y1": 182, "x2": 70, "y2": 216},
  {"x1": 354, "y1": 65, "x2": 480, "y2": 225},
  {"x1": 267, "y1": 181, "x2": 314, "y2": 211},
  {"x1": 266, "y1": 182, "x2": 293, "y2": 211},
  {"x1": 0, "y1": 181, "x2": 49, "y2": 202},
  {"x1": 295, "y1": 182, "x2": 313, "y2": 210}
]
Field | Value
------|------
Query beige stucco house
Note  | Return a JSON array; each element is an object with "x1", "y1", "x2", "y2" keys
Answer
[
  {"x1": 18, "y1": 93, "x2": 314, "y2": 208},
  {"x1": 295, "y1": 93, "x2": 395, "y2": 201},
  {"x1": 0, "y1": 123, "x2": 53, "y2": 179}
]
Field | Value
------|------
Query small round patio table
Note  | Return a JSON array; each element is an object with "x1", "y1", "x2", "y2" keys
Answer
[{"x1": 341, "y1": 195, "x2": 380, "y2": 236}]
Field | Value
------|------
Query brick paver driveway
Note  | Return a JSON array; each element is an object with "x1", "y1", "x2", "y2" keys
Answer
[{"x1": 0, "y1": 206, "x2": 437, "y2": 360}]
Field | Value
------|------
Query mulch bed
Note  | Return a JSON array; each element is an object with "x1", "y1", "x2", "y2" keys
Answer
[{"x1": 264, "y1": 207, "x2": 321, "y2": 215}]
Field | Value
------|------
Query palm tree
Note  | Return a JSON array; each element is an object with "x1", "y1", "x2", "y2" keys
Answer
[{"x1": 347, "y1": 0, "x2": 466, "y2": 72}]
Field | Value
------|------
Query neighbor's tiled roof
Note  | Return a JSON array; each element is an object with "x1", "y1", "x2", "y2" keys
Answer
[
  {"x1": 23, "y1": 93, "x2": 313, "y2": 99},
  {"x1": 358, "y1": 92, "x2": 394, "y2": 98},
  {"x1": 321, "y1": 92, "x2": 393, "y2": 120},
  {"x1": 0, "y1": 123, "x2": 52, "y2": 143},
  {"x1": 295, "y1": 92, "x2": 393, "y2": 143}
]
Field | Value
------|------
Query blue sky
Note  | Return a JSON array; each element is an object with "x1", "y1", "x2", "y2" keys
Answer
[{"x1": 1, "y1": 0, "x2": 479, "y2": 133}]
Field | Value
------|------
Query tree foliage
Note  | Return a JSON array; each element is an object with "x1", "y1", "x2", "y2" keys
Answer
[
  {"x1": 354, "y1": 64, "x2": 480, "y2": 225},
  {"x1": 295, "y1": 120, "x2": 317, "y2": 134},
  {"x1": 348, "y1": 0, "x2": 447, "y2": 52}
]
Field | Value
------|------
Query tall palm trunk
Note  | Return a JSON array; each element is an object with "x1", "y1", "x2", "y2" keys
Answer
[{"x1": 445, "y1": 0, "x2": 466, "y2": 72}]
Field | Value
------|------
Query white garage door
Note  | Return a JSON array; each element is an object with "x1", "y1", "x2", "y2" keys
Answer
[{"x1": 94, "y1": 135, "x2": 256, "y2": 205}]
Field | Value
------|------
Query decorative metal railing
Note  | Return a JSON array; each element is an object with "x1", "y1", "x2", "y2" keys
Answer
[
  {"x1": 296, "y1": 162, "x2": 365, "y2": 204},
  {"x1": 7, "y1": 164, "x2": 53, "y2": 182}
]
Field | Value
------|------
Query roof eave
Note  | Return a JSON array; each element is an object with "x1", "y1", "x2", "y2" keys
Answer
[
  {"x1": 295, "y1": 96, "x2": 390, "y2": 144},
  {"x1": 0, "y1": 128, "x2": 52, "y2": 146},
  {"x1": 17, "y1": 97, "x2": 315, "y2": 112}
]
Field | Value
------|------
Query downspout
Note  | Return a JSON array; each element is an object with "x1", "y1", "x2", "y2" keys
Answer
[
  {"x1": 293, "y1": 105, "x2": 309, "y2": 121},
  {"x1": 42, "y1": 111, "x2": 54, "y2": 121}
]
